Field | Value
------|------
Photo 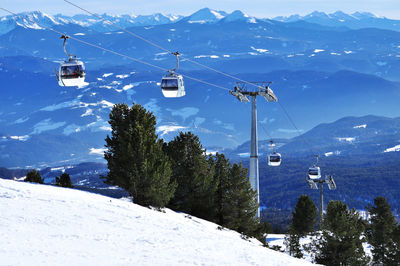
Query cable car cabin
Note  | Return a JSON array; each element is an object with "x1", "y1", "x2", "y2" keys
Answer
[
  {"x1": 161, "y1": 73, "x2": 185, "y2": 98},
  {"x1": 268, "y1": 152, "x2": 281, "y2": 166},
  {"x1": 57, "y1": 59, "x2": 86, "y2": 87},
  {"x1": 308, "y1": 166, "x2": 321, "y2": 180}
]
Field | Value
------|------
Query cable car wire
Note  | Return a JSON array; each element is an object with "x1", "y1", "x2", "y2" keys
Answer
[
  {"x1": 61, "y1": 0, "x2": 321, "y2": 158},
  {"x1": 0, "y1": 7, "x2": 230, "y2": 93},
  {"x1": 2, "y1": 5, "x2": 319, "y2": 160},
  {"x1": 62, "y1": 0, "x2": 272, "y2": 89},
  {"x1": 277, "y1": 100, "x2": 318, "y2": 157}
]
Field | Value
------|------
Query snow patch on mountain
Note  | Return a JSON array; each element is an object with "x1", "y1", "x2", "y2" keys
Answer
[
  {"x1": 41, "y1": 99, "x2": 114, "y2": 112},
  {"x1": 167, "y1": 107, "x2": 199, "y2": 121},
  {"x1": 354, "y1": 124, "x2": 367, "y2": 129},
  {"x1": 102, "y1": 73, "x2": 113, "y2": 78},
  {"x1": 157, "y1": 125, "x2": 187, "y2": 136},
  {"x1": 116, "y1": 74, "x2": 129, "y2": 79},
  {"x1": 9, "y1": 135, "x2": 30, "y2": 142},
  {"x1": 336, "y1": 137, "x2": 355, "y2": 143},
  {"x1": 81, "y1": 108, "x2": 94, "y2": 117},
  {"x1": 186, "y1": 8, "x2": 227, "y2": 23},
  {"x1": 384, "y1": 144, "x2": 400, "y2": 152},
  {"x1": 13, "y1": 117, "x2": 29, "y2": 124},
  {"x1": 89, "y1": 147, "x2": 107, "y2": 155},
  {"x1": 251, "y1": 46, "x2": 269, "y2": 53},
  {"x1": 194, "y1": 55, "x2": 220, "y2": 59},
  {"x1": 324, "y1": 150, "x2": 341, "y2": 157},
  {"x1": 223, "y1": 10, "x2": 256, "y2": 23},
  {"x1": 32, "y1": 119, "x2": 66, "y2": 134}
]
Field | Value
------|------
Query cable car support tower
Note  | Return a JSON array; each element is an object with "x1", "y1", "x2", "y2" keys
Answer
[{"x1": 230, "y1": 82, "x2": 278, "y2": 217}]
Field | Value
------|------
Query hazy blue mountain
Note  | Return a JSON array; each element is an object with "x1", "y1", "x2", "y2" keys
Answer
[
  {"x1": 0, "y1": 11, "x2": 183, "y2": 35},
  {"x1": 1, "y1": 11, "x2": 400, "y2": 80},
  {"x1": 1, "y1": 58, "x2": 400, "y2": 168},
  {"x1": 2, "y1": 9, "x2": 400, "y2": 168},
  {"x1": 274, "y1": 11, "x2": 400, "y2": 32},
  {"x1": 228, "y1": 115, "x2": 400, "y2": 160},
  {"x1": 180, "y1": 8, "x2": 227, "y2": 23}
]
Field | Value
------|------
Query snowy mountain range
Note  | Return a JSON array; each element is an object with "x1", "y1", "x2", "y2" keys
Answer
[
  {"x1": 0, "y1": 178, "x2": 315, "y2": 265},
  {"x1": 0, "y1": 10, "x2": 182, "y2": 35},
  {"x1": 2, "y1": 9, "x2": 400, "y2": 36},
  {"x1": 1, "y1": 8, "x2": 400, "y2": 168},
  {"x1": 273, "y1": 11, "x2": 400, "y2": 32}
]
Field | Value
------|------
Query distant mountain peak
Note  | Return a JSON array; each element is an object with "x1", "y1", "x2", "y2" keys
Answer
[
  {"x1": 222, "y1": 10, "x2": 256, "y2": 23},
  {"x1": 185, "y1": 7, "x2": 227, "y2": 23},
  {"x1": 352, "y1": 11, "x2": 377, "y2": 19}
]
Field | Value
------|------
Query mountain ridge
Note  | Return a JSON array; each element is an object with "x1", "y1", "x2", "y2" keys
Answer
[{"x1": 2, "y1": 9, "x2": 400, "y2": 36}]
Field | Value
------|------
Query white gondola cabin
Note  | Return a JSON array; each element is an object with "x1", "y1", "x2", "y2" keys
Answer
[
  {"x1": 57, "y1": 59, "x2": 86, "y2": 87},
  {"x1": 161, "y1": 51, "x2": 185, "y2": 98},
  {"x1": 161, "y1": 72, "x2": 185, "y2": 98},
  {"x1": 268, "y1": 152, "x2": 282, "y2": 166},
  {"x1": 308, "y1": 166, "x2": 321, "y2": 180},
  {"x1": 56, "y1": 35, "x2": 86, "y2": 87}
]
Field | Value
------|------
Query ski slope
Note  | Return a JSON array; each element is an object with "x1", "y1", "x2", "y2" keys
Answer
[{"x1": 0, "y1": 179, "x2": 315, "y2": 265}]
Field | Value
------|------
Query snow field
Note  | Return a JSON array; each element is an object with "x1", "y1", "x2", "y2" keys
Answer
[{"x1": 0, "y1": 179, "x2": 315, "y2": 266}]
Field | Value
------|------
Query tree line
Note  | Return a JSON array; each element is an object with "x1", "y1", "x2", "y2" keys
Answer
[
  {"x1": 24, "y1": 169, "x2": 73, "y2": 188},
  {"x1": 102, "y1": 103, "x2": 266, "y2": 241},
  {"x1": 284, "y1": 194, "x2": 400, "y2": 265}
]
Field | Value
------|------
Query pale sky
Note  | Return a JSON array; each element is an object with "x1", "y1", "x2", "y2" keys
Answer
[{"x1": 2, "y1": 0, "x2": 400, "y2": 19}]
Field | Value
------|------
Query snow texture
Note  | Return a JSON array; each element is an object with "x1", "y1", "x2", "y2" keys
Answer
[
  {"x1": 89, "y1": 147, "x2": 107, "y2": 155},
  {"x1": 156, "y1": 125, "x2": 187, "y2": 136},
  {"x1": 384, "y1": 144, "x2": 400, "y2": 152},
  {"x1": 336, "y1": 137, "x2": 355, "y2": 143},
  {"x1": 0, "y1": 179, "x2": 314, "y2": 266},
  {"x1": 353, "y1": 124, "x2": 367, "y2": 129}
]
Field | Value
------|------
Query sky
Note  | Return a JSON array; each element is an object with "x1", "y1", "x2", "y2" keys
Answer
[{"x1": 2, "y1": 0, "x2": 400, "y2": 19}]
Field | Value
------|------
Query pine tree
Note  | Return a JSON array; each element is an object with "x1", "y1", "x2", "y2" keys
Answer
[
  {"x1": 209, "y1": 153, "x2": 231, "y2": 225},
  {"x1": 103, "y1": 103, "x2": 176, "y2": 208},
  {"x1": 207, "y1": 153, "x2": 265, "y2": 242},
  {"x1": 367, "y1": 196, "x2": 399, "y2": 265},
  {"x1": 24, "y1": 169, "x2": 43, "y2": 184},
  {"x1": 392, "y1": 225, "x2": 400, "y2": 262},
  {"x1": 314, "y1": 200, "x2": 369, "y2": 265},
  {"x1": 55, "y1": 172, "x2": 74, "y2": 188},
  {"x1": 284, "y1": 226, "x2": 303, "y2": 258},
  {"x1": 285, "y1": 195, "x2": 317, "y2": 258},
  {"x1": 226, "y1": 162, "x2": 260, "y2": 238},
  {"x1": 164, "y1": 132, "x2": 216, "y2": 220},
  {"x1": 292, "y1": 195, "x2": 317, "y2": 236}
]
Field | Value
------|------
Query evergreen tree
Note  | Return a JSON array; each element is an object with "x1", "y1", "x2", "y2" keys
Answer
[
  {"x1": 284, "y1": 226, "x2": 303, "y2": 258},
  {"x1": 208, "y1": 153, "x2": 265, "y2": 242},
  {"x1": 392, "y1": 225, "x2": 400, "y2": 262},
  {"x1": 291, "y1": 195, "x2": 317, "y2": 236},
  {"x1": 103, "y1": 103, "x2": 176, "y2": 208},
  {"x1": 24, "y1": 169, "x2": 43, "y2": 184},
  {"x1": 164, "y1": 132, "x2": 216, "y2": 220},
  {"x1": 55, "y1": 173, "x2": 74, "y2": 188},
  {"x1": 314, "y1": 200, "x2": 369, "y2": 265},
  {"x1": 285, "y1": 194, "x2": 317, "y2": 258},
  {"x1": 225, "y1": 162, "x2": 260, "y2": 238},
  {"x1": 367, "y1": 196, "x2": 399, "y2": 265},
  {"x1": 209, "y1": 153, "x2": 231, "y2": 225}
]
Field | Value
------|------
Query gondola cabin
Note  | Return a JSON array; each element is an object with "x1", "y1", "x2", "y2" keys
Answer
[
  {"x1": 57, "y1": 59, "x2": 86, "y2": 87},
  {"x1": 308, "y1": 166, "x2": 321, "y2": 180},
  {"x1": 268, "y1": 152, "x2": 281, "y2": 166},
  {"x1": 161, "y1": 72, "x2": 185, "y2": 98}
]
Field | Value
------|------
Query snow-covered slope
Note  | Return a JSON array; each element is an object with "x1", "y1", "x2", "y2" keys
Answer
[{"x1": 0, "y1": 179, "x2": 314, "y2": 265}]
